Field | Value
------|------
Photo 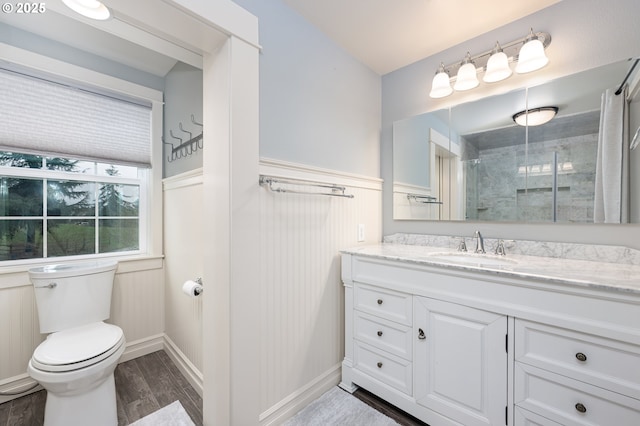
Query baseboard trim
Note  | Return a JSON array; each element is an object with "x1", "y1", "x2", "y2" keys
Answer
[
  {"x1": 258, "y1": 363, "x2": 342, "y2": 426},
  {"x1": 0, "y1": 374, "x2": 42, "y2": 405},
  {"x1": 162, "y1": 335, "x2": 203, "y2": 397},
  {"x1": 120, "y1": 333, "x2": 165, "y2": 363}
]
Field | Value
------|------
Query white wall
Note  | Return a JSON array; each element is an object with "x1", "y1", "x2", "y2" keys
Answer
[
  {"x1": 233, "y1": 0, "x2": 382, "y2": 178},
  {"x1": 162, "y1": 170, "x2": 204, "y2": 393},
  {"x1": 257, "y1": 160, "x2": 382, "y2": 424},
  {"x1": 382, "y1": 0, "x2": 640, "y2": 248}
]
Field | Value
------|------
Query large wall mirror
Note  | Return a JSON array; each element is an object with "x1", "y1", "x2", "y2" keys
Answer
[{"x1": 393, "y1": 59, "x2": 640, "y2": 223}]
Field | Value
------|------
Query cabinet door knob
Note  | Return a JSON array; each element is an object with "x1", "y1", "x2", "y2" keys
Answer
[
  {"x1": 575, "y1": 403, "x2": 587, "y2": 413},
  {"x1": 575, "y1": 352, "x2": 587, "y2": 362},
  {"x1": 418, "y1": 328, "x2": 426, "y2": 340},
  {"x1": 377, "y1": 362, "x2": 383, "y2": 368},
  {"x1": 377, "y1": 299, "x2": 383, "y2": 305},
  {"x1": 377, "y1": 331, "x2": 383, "y2": 337}
]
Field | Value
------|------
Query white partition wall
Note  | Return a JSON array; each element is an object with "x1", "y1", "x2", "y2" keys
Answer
[{"x1": 257, "y1": 159, "x2": 383, "y2": 424}]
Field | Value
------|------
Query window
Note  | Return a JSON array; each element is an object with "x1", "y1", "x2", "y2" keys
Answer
[
  {"x1": 0, "y1": 48, "x2": 163, "y2": 266},
  {"x1": 0, "y1": 152, "x2": 145, "y2": 261}
]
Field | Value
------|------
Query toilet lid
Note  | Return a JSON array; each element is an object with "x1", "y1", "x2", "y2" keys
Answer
[{"x1": 32, "y1": 322, "x2": 124, "y2": 372}]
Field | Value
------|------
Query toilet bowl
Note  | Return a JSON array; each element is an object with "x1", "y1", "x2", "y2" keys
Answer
[
  {"x1": 28, "y1": 261, "x2": 124, "y2": 426},
  {"x1": 28, "y1": 322, "x2": 125, "y2": 426}
]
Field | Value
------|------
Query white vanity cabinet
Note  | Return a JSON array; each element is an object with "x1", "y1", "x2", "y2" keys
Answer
[
  {"x1": 340, "y1": 249, "x2": 640, "y2": 426},
  {"x1": 414, "y1": 297, "x2": 508, "y2": 426}
]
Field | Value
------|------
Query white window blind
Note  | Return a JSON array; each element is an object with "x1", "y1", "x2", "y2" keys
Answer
[{"x1": 0, "y1": 68, "x2": 151, "y2": 168}]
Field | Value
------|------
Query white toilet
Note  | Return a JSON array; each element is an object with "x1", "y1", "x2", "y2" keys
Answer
[{"x1": 27, "y1": 260, "x2": 125, "y2": 426}]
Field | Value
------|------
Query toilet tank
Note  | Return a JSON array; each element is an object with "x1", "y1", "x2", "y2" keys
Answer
[{"x1": 29, "y1": 260, "x2": 118, "y2": 333}]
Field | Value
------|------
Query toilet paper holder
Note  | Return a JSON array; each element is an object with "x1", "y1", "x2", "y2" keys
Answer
[
  {"x1": 182, "y1": 277, "x2": 203, "y2": 297},
  {"x1": 193, "y1": 277, "x2": 203, "y2": 295}
]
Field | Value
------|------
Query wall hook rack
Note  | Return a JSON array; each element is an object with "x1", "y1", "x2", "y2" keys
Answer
[{"x1": 163, "y1": 114, "x2": 204, "y2": 162}]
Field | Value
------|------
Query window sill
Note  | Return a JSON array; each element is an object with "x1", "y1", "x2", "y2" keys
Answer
[{"x1": 0, "y1": 254, "x2": 164, "y2": 290}]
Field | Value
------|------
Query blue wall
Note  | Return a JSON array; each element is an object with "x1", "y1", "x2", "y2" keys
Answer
[{"x1": 233, "y1": 0, "x2": 381, "y2": 178}]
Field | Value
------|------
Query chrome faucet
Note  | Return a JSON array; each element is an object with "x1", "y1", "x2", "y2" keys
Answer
[{"x1": 474, "y1": 231, "x2": 485, "y2": 254}]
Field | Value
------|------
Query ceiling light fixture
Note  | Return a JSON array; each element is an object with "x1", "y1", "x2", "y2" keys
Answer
[
  {"x1": 62, "y1": 0, "x2": 111, "y2": 20},
  {"x1": 429, "y1": 29, "x2": 551, "y2": 99},
  {"x1": 512, "y1": 106, "x2": 558, "y2": 126}
]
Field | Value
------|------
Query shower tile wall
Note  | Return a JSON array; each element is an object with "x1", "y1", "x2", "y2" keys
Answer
[{"x1": 463, "y1": 111, "x2": 599, "y2": 223}]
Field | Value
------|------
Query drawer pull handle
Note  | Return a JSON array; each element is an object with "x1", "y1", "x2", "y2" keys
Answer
[
  {"x1": 377, "y1": 362, "x2": 383, "y2": 368},
  {"x1": 418, "y1": 328, "x2": 426, "y2": 340},
  {"x1": 377, "y1": 299, "x2": 383, "y2": 305},
  {"x1": 377, "y1": 331, "x2": 383, "y2": 337},
  {"x1": 575, "y1": 352, "x2": 587, "y2": 362},
  {"x1": 575, "y1": 403, "x2": 587, "y2": 413}
]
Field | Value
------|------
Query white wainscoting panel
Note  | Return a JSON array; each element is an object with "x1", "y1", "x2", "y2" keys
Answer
[
  {"x1": 258, "y1": 159, "x2": 382, "y2": 423},
  {"x1": 163, "y1": 169, "x2": 204, "y2": 380},
  {"x1": 110, "y1": 267, "x2": 165, "y2": 346},
  {"x1": 0, "y1": 282, "x2": 42, "y2": 389}
]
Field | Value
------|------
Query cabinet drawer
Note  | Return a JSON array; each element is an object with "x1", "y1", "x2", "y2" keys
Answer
[
  {"x1": 515, "y1": 363, "x2": 640, "y2": 426},
  {"x1": 515, "y1": 319, "x2": 640, "y2": 399},
  {"x1": 354, "y1": 283, "x2": 412, "y2": 325},
  {"x1": 514, "y1": 406, "x2": 562, "y2": 426},
  {"x1": 354, "y1": 342, "x2": 412, "y2": 395},
  {"x1": 354, "y1": 311, "x2": 412, "y2": 360}
]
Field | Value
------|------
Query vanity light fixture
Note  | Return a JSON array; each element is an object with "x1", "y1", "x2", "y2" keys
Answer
[
  {"x1": 429, "y1": 29, "x2": 551, "y2": 98},
  {"x1": 62, "y1": 0, "x2": 111, "y2": 20},
  {"x1": 512, "y1": 106, "x2": 558, "y2": 126}
]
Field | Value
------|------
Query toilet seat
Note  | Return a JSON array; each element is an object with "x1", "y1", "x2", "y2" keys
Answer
[{"x1": 32, "y1": 322, "x2": 124, "y2": 373}]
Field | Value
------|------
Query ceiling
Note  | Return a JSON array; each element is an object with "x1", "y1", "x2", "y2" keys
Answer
[
  {"x1": 283, "y1": 0, "x2": 561, "y2": 75},
  {"x1": 0, "y1": 0, "x2": 562, "y2": 77},
  {"x1": 0, "y1": 0, "x2": 229, "y2": 77},
  {"x1": 0, "y1": 7, "x2": 178, "y2": 77}
]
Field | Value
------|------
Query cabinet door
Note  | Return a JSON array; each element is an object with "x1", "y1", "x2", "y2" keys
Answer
[{"x1": 414, "y1": 296, "x2": 508, "y2": 426}]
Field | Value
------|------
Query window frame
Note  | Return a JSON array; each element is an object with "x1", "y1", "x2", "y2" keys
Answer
[{"x1": 0, "y1": 43, "x2": 163, "y2": 271}]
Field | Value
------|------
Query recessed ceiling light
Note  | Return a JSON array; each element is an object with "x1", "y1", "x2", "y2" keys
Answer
[{"x1": 62, "y1": 0, "x2": 111, "y2": 21}]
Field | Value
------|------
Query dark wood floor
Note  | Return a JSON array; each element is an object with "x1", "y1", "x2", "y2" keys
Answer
[
  {"x1": 354, "y1": 387, "x2": 428, "y2": 426},
  {"x1": 0, "y1": 350, "x2": 425, "y2": 426},
  {"x1": 0, "y1": 350, "x2": 203, "y2": 426}
]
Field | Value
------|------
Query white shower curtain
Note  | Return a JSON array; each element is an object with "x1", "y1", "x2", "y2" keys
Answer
[{"x1": 594, "y1": 87, "x2": 629, "y2": 223}]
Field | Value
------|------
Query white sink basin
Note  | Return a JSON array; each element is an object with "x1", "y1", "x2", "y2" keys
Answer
[{"x1": 427, "y1": 252, "x2": 517, "y2": 267}]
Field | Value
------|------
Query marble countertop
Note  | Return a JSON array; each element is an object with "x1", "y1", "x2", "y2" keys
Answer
[{"x1": 342, "y1": 243, "x2": 640, "y2": 295}]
